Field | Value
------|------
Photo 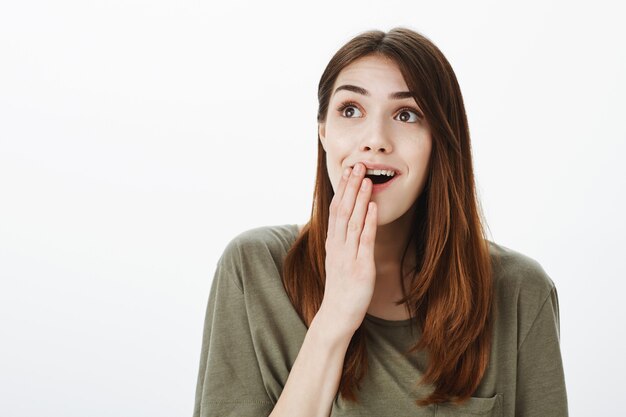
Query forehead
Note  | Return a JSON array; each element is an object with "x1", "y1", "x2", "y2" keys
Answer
[{"x1": 333, "y1": 55, "x2": 409, "y2": 94}]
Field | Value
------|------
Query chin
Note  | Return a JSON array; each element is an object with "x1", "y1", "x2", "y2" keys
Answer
[
  {"x1": 374, "y1": 198, "x2": 417, "y2": 228},
  {"x1": 375, "y1": 208, "x2": 403, "y2": 227}
]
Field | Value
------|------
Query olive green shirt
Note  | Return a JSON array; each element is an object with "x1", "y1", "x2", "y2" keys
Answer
[{"x1": 192, "y1": 224, "x2": 568, "y2": 416}]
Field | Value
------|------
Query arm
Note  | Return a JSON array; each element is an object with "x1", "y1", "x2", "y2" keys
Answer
[
  {"x1": 192, "y1": 248, "x2": 354, "y2": 417},
  {"x1": 195, "y1": 163, "x2": 375, "y2": 417},
  {"x1": 515, "y1": 286, "x2": 569, "y2": 416},
  {"x1": 268, "y1": 163, "x2": 378, "y2": 417},
  {"x1": 192, "y1": 256, "x2": 275, "y2": 417},
  {"x1": 268, "y1": 307, "x2": 354, "y2": 417}
]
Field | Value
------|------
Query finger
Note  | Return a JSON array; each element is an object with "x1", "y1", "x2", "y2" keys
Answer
[
  {"x1": 335, "y1": 163, "x2": 366, "y2": 242},
  {"x1": 345, "y1": 177, "x2": 372, "y2": 256},
  {"x1": 356, "y1": 202, "x2": 377, "y2": 262},
  {"x1": 328, "y1": 167, "x2": 351, "y2": 239}
]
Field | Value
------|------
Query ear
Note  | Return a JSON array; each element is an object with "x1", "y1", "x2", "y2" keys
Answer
[{"x1": 318, "y1": 122, "x2": 326, "y2": 151}]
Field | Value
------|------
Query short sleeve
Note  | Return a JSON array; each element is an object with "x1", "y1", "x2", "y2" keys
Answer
[
  {"x1": 192, "y1": 247, "x2": 275, "y2": 417},
  {"x1": 515, "y1": 286, "x2": 569, "y2": 416}
]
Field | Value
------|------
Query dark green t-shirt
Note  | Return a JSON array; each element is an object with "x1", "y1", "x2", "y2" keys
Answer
[{"x1": 192, "y1": 224, "x2": 568, "y2": 417}]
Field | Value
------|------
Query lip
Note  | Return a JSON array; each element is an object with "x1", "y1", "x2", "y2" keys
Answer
[
  {"x1": 348, "y1": 161, "x2": 401, "y2": 194},
  {"x1": 349, "y1": 161, "x2": 401, "y2": 175}
]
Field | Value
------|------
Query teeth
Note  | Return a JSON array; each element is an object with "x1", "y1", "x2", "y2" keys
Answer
[{"x1": 365, "y1": 168, "x2": 395, "y2": 177}]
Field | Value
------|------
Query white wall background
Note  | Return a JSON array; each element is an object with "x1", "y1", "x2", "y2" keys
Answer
[{"x1": 1, "y1": 0, "x2": 624, "y2": 416}]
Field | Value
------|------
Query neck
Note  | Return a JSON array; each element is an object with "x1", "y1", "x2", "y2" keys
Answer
[{"x1": 373, "y1": 202, "x2": 419, "y2": 277}]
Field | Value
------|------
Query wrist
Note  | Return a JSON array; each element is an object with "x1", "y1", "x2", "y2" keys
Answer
[{"x1": 312, "y1": 306, "x2": 357, "y2": 345}]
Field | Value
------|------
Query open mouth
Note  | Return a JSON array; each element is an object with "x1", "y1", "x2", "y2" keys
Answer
[{"x1": 365, "y1": 173, "x2": 395, "y2": 185}]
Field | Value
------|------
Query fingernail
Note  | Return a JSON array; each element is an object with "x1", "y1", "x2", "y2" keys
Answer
[
  {"x1": 354, "y1": 163, "x2": 364, "y2": 174},
  {"x1": 343, "y1": 167, "x2": 351, "y2": 179},
  {"x1": 361, "y1": 178, "x2": 369, "y2": 190}
]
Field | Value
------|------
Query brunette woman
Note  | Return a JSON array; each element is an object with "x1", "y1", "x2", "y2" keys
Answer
[{"x1": 192, "y1": 27, "x2": 568, "y2": 417}]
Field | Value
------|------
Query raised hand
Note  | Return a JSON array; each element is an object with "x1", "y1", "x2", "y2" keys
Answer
[{"x1": 319, "y1": 162, "x2": 378, "y2": 338}]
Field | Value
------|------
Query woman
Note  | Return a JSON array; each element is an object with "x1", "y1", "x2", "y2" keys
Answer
[{"x1": 192, "y1": 27, "x2": 568, "y2": 417}]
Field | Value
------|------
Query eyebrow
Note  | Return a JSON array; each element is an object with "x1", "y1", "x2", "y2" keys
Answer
[{"x1": 333, "y1": 84, "x2": 415, "y2": 100}]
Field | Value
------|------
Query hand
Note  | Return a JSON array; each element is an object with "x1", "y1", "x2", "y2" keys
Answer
[{"x1": 318, "y1": 162, "x2": 378, "y2": 338}]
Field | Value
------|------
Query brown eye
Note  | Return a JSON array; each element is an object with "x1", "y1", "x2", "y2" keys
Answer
[
  {"x1": 395, "y1": 109, "x2": 421, "y2": 123},
  {"x1": 337, "y1": 101, "x2": 362, "y2": 118}
]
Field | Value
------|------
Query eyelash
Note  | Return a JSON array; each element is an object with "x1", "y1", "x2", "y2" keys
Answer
[{"x1": 336, "y1": 100, "x2": 424, "y2": 122}]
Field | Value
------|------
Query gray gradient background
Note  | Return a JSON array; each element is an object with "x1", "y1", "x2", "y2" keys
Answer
[{"x1": 1, "y1": 1, "x2": 623, "y2": 416}]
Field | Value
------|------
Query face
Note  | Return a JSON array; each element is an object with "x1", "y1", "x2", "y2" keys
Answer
[{"x1": 319, "y1": 54, "x2": 432, "y2": 226}]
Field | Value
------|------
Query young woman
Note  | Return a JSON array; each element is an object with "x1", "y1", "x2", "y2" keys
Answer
[{"x1": 192, "y1": 27, "x2": 568, "y2": 417}]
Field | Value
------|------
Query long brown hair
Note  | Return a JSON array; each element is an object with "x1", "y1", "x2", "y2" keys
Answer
[{"x1": 282, "y1": 27, "x2": 493, "y2": 407}]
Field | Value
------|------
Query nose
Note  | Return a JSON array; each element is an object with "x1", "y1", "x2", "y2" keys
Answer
[
  {"x1": 359, "y1": 123, "x2": 393, "y2": 154},
  {"x1": 361, "y1": 143, "x2": 391, "y2": 153}
]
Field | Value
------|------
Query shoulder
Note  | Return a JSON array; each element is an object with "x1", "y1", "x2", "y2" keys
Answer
[
  {"x1": 488, "y1": 240, "x2": 555, "y2": 292},
  {"x1": 487, "y1": 240, "x2": 557, "y2": 319},
  {"x1": 216, "y1": 224, "x2": 299, "y2": 289},
  {"x1": 222, "y1": 224, "x2": 299, "y2": 258}
]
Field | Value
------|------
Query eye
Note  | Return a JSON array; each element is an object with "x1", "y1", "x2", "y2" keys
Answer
[
  {"x1": 336, "y1": 100, "x2": 423, "y2": 123},
  {"x1": 337, "y1": 101, "x2": 362, "y2": 118},
  {"x1": 394, "y1": 108, "x2": 422, "y2": 123}
]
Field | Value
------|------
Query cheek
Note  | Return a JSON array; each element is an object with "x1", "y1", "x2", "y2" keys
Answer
[
  {"x1": 407, "y1": 136, "x2": 432, "y2": 165},
  {"x1": 324, "y1": 148, "x2": 347, "y2": 193},
  {"x1": 327, "y1": 141, "x2": 354, "y2": 168},
  {"x1": 326, "y1": 159, "x2": 342, "y2": 193}
]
